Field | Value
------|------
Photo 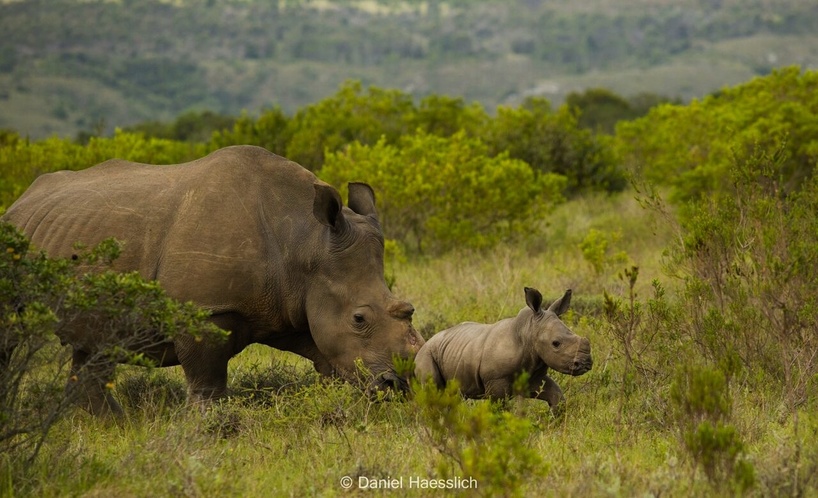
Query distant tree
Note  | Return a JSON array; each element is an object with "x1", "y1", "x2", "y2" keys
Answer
[
  {"x1": 566, "y1": 88, "x2": 680, "y2": 134},
  {"x1": 284, "y1": 80, "x2": 414, "y2": 170},
  {"x1": 321, "y1": 131, "x2": 566, "y2": 253},
  {"x1": 0, "y1": 131, "x2": 202, "y2": 209},
  {"x1": 484, "y1": 97, "x2": 626, "y2": 194},
  {"x1": 616, "y1": 66, "x2": 818, "y2": 202},
  {"x1": 208, "y1": 107, "x2": 290, "y2": 155},
  {"x1": 407, "y1": 94, "x2": 488, "y2": 138},
  {"x1": 123, "y1": 111, "x2": 235, "y2": 143},
  {"x1": 566, "y1": 88, "x2": 635, "y2": 134}
]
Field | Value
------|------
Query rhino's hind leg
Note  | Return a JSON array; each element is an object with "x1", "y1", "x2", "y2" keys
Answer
[{"x1": 66, "y1": 348, "x2": 124, "y2": 417}]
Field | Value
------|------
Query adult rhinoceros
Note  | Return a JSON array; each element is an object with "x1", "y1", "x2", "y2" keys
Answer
[{"x1": 1, "y1": 145, "x2": 423, "y2": 416}]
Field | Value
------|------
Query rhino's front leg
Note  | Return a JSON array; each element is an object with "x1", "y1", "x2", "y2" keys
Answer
[
  {"x1": 530, "y1": 373, "x2": 565, "y2": 413},
  {"x1": 67, "y1": 348, "x2": 124, "y2": 417},
  {"x1": 175, "y1": 334, "x2": 230, "y2": 407}
]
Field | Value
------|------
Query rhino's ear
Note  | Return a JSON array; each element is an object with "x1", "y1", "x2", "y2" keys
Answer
[
  {"x1": 524, "y1": 287, "x2": 543, "y2": 314},
  {"x1": 313, "y1": 183, "x2": 344, "y2": 228},
  {"x1": 547, "y1": 289, "x2": 573, "y2": 317},
  {"x1": 348, "y1": 182, "x2": 378, "y2": 218}
]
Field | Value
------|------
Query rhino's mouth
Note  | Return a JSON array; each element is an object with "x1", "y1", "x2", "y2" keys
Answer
[
  {"x1": 570, "y1": 356, "x2": 593, "y2": 376},
  {"x1": 372, "y1": 370, "x2": 408, "y2": 393},
  {"x1": 329, "y1": 365, "x2": 409, "y2": 396}
]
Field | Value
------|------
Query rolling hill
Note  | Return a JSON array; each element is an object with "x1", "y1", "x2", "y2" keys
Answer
[{"x1": 1, "y1": 0, "x2": 817, "y2": 139}]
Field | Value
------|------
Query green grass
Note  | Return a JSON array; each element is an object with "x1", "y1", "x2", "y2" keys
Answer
[{"x1": 3, "y1": 191, "x2": 817, "y2": 496}]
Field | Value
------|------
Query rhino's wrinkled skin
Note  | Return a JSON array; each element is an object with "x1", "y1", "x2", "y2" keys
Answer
[
  {"x1": 414, "y1": 288, "x2": 591, "y2": 410},
  {"x1": 1, "y1": 145, "x2": 423, "y2": 415}
]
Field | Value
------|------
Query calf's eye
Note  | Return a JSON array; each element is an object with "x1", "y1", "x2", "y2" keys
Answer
[{"x1": 552, "y1": 340, "x2": 561, "y2": 348}]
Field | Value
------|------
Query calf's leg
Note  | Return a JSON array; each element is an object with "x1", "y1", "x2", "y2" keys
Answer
[
  {"x1": 413, "y1": 348, "x2": 445, "y2": 389},
  {"x1": 530, "y1": 374, "x2": 565, "y2": 415}
]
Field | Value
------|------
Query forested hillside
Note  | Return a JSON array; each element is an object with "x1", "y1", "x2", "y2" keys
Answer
[{"x1": 1, "y1": 0, "x2": 817, "y2": 139}]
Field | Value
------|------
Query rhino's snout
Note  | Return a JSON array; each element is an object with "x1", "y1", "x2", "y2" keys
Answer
[
  {"x1": 571, "y1": 338, "x2": 593, "y2": 376},
  {"x1": 571, "y1": 356, "x2": 593, "y2": 375}
]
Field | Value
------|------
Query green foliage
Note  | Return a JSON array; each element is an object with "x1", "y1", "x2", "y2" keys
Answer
[
  {"x1": 669, "y1": 365, "x2": 755, "y2": 493},
  {"x1": 0, "y1": 222, "x2": 224, "y2": 465},
  {"x1": 602, "y1": 265, "x2": 683, "y2": 425},
  {"x1": 617, "y1": 66, "x2": 818, "y2": 202},
  {"x1": 123, "y1": 110, "x2": 236, "y2": 143},
  {"x1": 0, "y1": 130, "x2": 203, "y2": 208},
  {"x1": 283, "y1": 80, "x2": 415, "y2": 170},
  {"x1": 659, "y1": 147, "x2": 818, "y2": 409},
  {"x1": 208, "y1": 107, "x2": 291, "y2": 155},
  {"x1": 413, "y1": 380, "x2": 544, "y2": 497},
  {"x1": 578, "y1": 228, "x2": 628, "y2": 275},
  {"x1": 566, "y1": 88, "x2": 677, "y2": 134},
  {"x1": 322, "y1": 130, "x2": 566, "y2": 253},
  {"x1": 407, "y1": 94, "x2": 488, "y2": 138},
  {"x1": 485, "y1": 98, "x2": 626, "y2": 194},
  {"x1": 624, "y1": 142, "x2": 818, "y2": 494}
]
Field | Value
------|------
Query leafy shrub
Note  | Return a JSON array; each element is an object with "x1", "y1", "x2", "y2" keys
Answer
[
  {"x1": 616, "y1": 66, "x2": 818, "y2": 202},
  {"x1": 601, "y1": 266, "x2": 682, "y2": 423},
  {"x1": 625, "y1": 145, "x2": 818, "y2": 494},
  {"x1": 578, "y1": 228, "x2": 627, "y2": 275},
  {"x1": 669, "y1": 365, "x2": 755, "y2": 493},
  {"x1": 484, "y1": 97, "x2": 627, "y2": 194},
  {"x1": 666, "y1": 148, "x2": 818, "y2": 408},
  {"x1": 0, "y1": 222, "x2": 223, "y2": 465},
  {"x1": 208, "y1": 107, "x2": 291, "y2": 155},
  {"x1": 0, "y1": 131, "x2": 202, "y2": 209},
  {"x1": 406, "y1": 94, "x2": 488, "y2": 138},
  {"x1": 283, "y1": 80, "x2": 415, "y2": 170},
  {"x1": 413, "y1": 380, "x2": 545, "y2": 497},
  {"x1": 321, "y1": 130, "x2": 566, "y2": 253}
]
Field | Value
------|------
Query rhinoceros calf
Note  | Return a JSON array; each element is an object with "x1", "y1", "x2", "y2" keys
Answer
[
  {"x1": 1, "y1": 145, "x2": 424, "y2": 416},
  {"x1": 414, "y1": 288, "x2": 591, "y2": 410}
]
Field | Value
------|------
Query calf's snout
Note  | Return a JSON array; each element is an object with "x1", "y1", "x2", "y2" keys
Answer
[{"x1": 571, "y1": 337, "x2": 593, "y2": 375}]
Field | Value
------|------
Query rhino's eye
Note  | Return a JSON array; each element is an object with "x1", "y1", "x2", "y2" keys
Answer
[
  {"x1": 353, "y1": 313, "x2": 366, "y2": 325},
  {"x1": 552, "y1": 340, "x2": 561, "y2": 349}
]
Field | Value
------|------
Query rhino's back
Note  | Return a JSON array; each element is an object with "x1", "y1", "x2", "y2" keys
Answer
[
  {"x1": 3, "y1": 145, "x2": 317, "y2": 311},
  {"x1": 424, "y1": 319, "x2": 523, "y2": 395}
]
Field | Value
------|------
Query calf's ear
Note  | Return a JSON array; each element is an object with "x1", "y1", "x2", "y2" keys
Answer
[
  {"x1": 313, "y1": 183, "x2": 344, "y2": 229},
  {"x1": 524, "y1": 287, "x2": 543, "y2": 314},
  {"x1": 347, "y1": 182, "x2": 378, "y2": 218},
  {"x1": 547, "y1": 289, "x2": 573, "y2": 316}
]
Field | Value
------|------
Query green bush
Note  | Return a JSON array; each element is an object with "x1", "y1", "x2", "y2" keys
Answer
[
  {"x1": 413, "y1": 380, "x2": 545, "y2": 497},
  {"x1": 485, "y1": 97, "x2": 626, "y2": 194},
  {"x1": 616, "y1": 66, "x2": 818, "y2": 202},
  {"x1": 321, "y1": 130, "x2": 566, "y2": 253},
  {"x1": 0, "y1": 222, "x2": 223, "y2": 465},
  {"x1": 669, "y1": 365, "x2": 755, "y2": 493},
  {"x1": 0, "y1": 130, "x2": 202, "y2": 209},
  {"x1": 283, "y1": 80, "x2": 415, "y2": 170},
  {"x1": 207, "y1": 107, "x2": 291, "y2": 156},
  {"x1": 665, "y1": 148, "x2": 818, "y2": 408}
]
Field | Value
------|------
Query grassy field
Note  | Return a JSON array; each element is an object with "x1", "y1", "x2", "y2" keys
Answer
[{"x1": 4, "y1": 191, "x2": 817, "y2": 497}]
